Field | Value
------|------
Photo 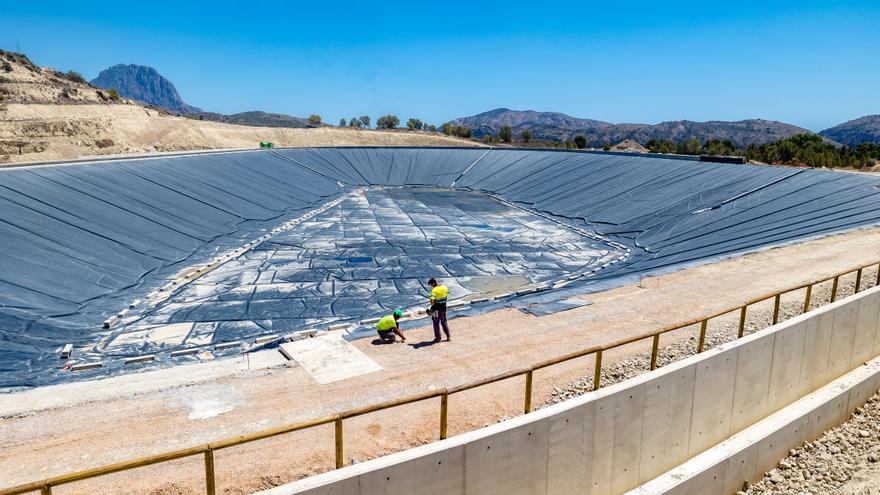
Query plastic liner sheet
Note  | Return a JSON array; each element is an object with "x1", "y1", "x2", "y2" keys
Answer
[
  {"x1": 518, "y1": 300, "x2": 592, "y2": 317},
  {"x1": 1, "y1": 147, "x2": 879, "y2": 388},
  {"x1": 102, "y1": 187, "x2": 618, "y2": 355}
]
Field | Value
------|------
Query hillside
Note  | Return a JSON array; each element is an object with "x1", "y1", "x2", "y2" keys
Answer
[
  {"x1": 0, "y1": 51, "x2": 478, "y2": 164},
  {"x1": 91, "y1": 64, "x2": 202, "y2": 114},
  {"x1": 820, "y1": 115, "x2": 880, "y2": 147},
  {"x1": 448, "y1": 108, "x2": 819, "y2": 148},
  {"x1": 197, "y1": 110, "x2": 311, "y2": 128}
]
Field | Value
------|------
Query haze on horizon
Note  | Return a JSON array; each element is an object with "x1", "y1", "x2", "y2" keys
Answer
[{"x1": 1, "y1": 0, "x2": 878, "y2": 131}]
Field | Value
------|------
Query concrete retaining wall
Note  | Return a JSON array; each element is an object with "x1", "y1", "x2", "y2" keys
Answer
[
  {"x1": 256, "y1": 286, "x2": 880, "y2": 495},
  {"x1": 628, "y1": 355, "x2": 880, "y2": 494}
]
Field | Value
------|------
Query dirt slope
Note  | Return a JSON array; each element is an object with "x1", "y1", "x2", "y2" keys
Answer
[{"x1": 0, "y1": 51, "x2": 478, "y2": 164}]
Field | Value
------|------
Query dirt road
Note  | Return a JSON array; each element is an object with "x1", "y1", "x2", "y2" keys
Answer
[{"x1": 2, "y1": 227, "x2": 880, "y2": 495}]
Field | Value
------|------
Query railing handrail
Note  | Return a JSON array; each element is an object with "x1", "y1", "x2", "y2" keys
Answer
[{"x1": 3, "y1": 258, "x2": 879, "y2": 495}]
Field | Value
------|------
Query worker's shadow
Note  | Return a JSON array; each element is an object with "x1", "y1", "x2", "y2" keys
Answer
[
  {"x1": 370, "y1": 338, "x2": 396, "y2": 345},
  {"x1": 408, "y1": 339, "x2": 440, "y2": 349}
]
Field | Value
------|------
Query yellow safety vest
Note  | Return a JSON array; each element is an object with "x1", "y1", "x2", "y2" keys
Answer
[
  {"x1": 376, "y1": 314, "x2": 397, "y2": 332},
  {"x1": 431, "y1": 285, "x2": 448, "y2": 304}
]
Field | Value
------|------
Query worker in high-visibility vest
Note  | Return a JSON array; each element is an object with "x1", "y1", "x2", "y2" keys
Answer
[
  {"x1": 427, "y1": 278, "x2": 451, "y2": 342},
  {"x1": 376, "y1": 309, "x2": 406, "y2": 343}
]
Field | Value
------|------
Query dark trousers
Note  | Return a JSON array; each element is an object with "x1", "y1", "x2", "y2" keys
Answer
[{"x1": 432, "y1": 310, "x2": 450, "y2": 340}]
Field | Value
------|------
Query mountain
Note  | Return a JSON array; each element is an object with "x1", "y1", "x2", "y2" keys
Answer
[
  {"x1": 196, "y1": 110, "x2": 312, "y2": 128},
  {"x1": 452, "y1": 108, "x2": 611, "y2": 141},
  {"x1": 91, "y1": 64, "x2": 202, "y2": 114},
  {"x1": 447, "y1": 108, "x2": 818, "y2": 148},
  {"x1": 820, "y1": 115, "x2": 880, "y2": 147}
]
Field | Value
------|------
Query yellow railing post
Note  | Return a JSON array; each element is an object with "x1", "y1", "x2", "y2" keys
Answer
[
  {"x1": 772, "y1": 294, "x2": 781, "y2": 325},
  {"x1": 803, "y1": 284, "x2": 812, "y2": 313},
  {"x1": 831, "y1": 275, "x2": 840, "y2": 302},
  {"x1": 524, "y1": 370, "x2": 533, "y2": 414},
  {"x1": 876, "y1": 263, "x2": 880, "y2": 287},
  {"x1": 334, "y1": 418, "x2": 344, "y2": 469},
  {"x1": 855, "y1": 268, "x2": 863, "y2": 293},
  {"x1": 738, "y1": 305, "x2": 747, "y2": 338},
  {"x1": 697, "y1": 319, "x2": 708, "y2": 353},
  {"x1": 204, "y1": 449, "x2": 216, "y2": 495},
  {"x1": 40, "y1": 485, "x2": 51, "y2": 495},
  {"x1": 593, "y1": 350, "x2": 603, "y2": 390},
  {"x1": 650, "y1": 334, "x2": 660, "y2": 370},
  {"x1": 439, "y1": 393, "x2": 448, "y2": 440}
]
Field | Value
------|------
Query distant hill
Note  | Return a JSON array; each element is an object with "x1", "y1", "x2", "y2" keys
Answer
[
  {"x1": 820, "y1": 115, "x2": 880, "y2": 147},
  {"x1": 91, "y1": 64, "x2": 202, "y2": 114},
  {"x1": 447, "y1": 108, "x2": 819, "y2": 148},
  {"x1": 196, "y1": 110, "x2": 311, "y2": 128}
]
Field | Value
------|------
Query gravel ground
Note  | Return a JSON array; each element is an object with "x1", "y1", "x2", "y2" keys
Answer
[{"x1": 743, "y1": 392, "x2": 880, "y2": 495}]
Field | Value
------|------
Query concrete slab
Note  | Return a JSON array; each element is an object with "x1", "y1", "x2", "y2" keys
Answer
[
  {"x1": 610, "y1": 383, "x2": 647, "y2": 493},
  {"x1": 827, "y1": 302, "x2": 858, "y2": 380},
  {"x1": 799, "y1": 310, "x2": 834, "y2": 393},
  {"x1": 766, "y1": 320, "x2": 807, "y2": 412},
  {"x1": 638, "y1": 363, "x2": 697, "y2": 483},
  {"x1": 688, "y1": 348, "x2": 738, "y2": 456},
  {"x1": 546, "y1": 403, "x2": 595, "y2": 495},
  {"x1": 279, "y1": 334, "x2": 382, "y2": 384},
  {"x1": 729, "y1": 333, "x2": 775, "y2": 433},
  {"x1": 854, "y1": 291, "x2": 880, "y2": 366}
]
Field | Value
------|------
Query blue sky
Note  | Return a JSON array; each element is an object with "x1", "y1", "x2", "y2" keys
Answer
[{"x1": 1, "y1": 1, "x2": 878, "y2": 131}]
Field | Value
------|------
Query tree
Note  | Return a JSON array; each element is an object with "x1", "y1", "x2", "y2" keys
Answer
[
  {"x1": 440, "y1": 124, "x2": 472, "y2": 138},
  {"x1": 521, "y1": 129, "x2": 532, "y2": 143},
  {"x1": 376, "y1": 115, "x2": 399, "y2": 129},
  {"x1": 425, "y1": 124, "x2": 437, "y2": 132},
  {"x1": 573, "y1": 135, "x2": 587, "y2": 149},
  {"x1": 498, "y1": 126, "x2": 513, "y2": 143},
  {"x1": 339, "y1": 118, "x2": 346, "y2": 127},
  {"x1": 677, "y1": 139, "x2": 702, "y2": 155},
  {"x1": 406, "y1": 118, "x2": 423, "y2": 130},
  {"x1": 358, "y1": 116, "x2": 371, "y2": 128},
  {"x1": 704, "y1": 139, "x2": 736, "y2": 156},
  {"x1": 349, "y1": 116, "x2": 363, "y2": 128},
  {"x1": 308, "y1": 115, "x2": 322, "y2": 126},
  {"x1": 107, "y1": 88, "x2": 120, "y2": 101}
]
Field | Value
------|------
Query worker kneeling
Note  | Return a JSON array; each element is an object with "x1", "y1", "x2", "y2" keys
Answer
[{"x1": 376, "y1": 309, "x2": 406, "y2": 343}]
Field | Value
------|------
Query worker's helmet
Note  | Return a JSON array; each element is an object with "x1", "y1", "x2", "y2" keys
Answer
[{"x1": 393, "y1": 309, "x2": 404, "y2": 318}]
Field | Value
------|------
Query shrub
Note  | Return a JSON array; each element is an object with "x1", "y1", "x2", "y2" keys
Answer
[
  {"x1": 339, "y1": 118, "x2": 346, "y2": 127},
  {"x1": 498, "y1": 126, "x2": 513, "y2": 143},
  {"x1": 107, "y1": 88, "x2": 120, "y2": 101},
  {"x1": 65, "y1": 70, "x2": 87, "y2": 84},
  {"x1": 573, "y1": 135, "x2": 587, "y2": 149},
  {"x1": 406, "y1": 118, "x2": 423, "y2": 130},
  {"x1": 358, "y1": 116, "x2": 371, "y2": 128},
  {"x1": 308, "y1": 114, "x2": 322, "y2": 126},
  {"x1": 520, "y1": 130, "x2": 532, "y2": 143}
]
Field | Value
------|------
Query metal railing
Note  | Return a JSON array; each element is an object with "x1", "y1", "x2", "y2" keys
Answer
[{"x1": 3, "y1": 259, "x2": 879, "y2": 495}]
